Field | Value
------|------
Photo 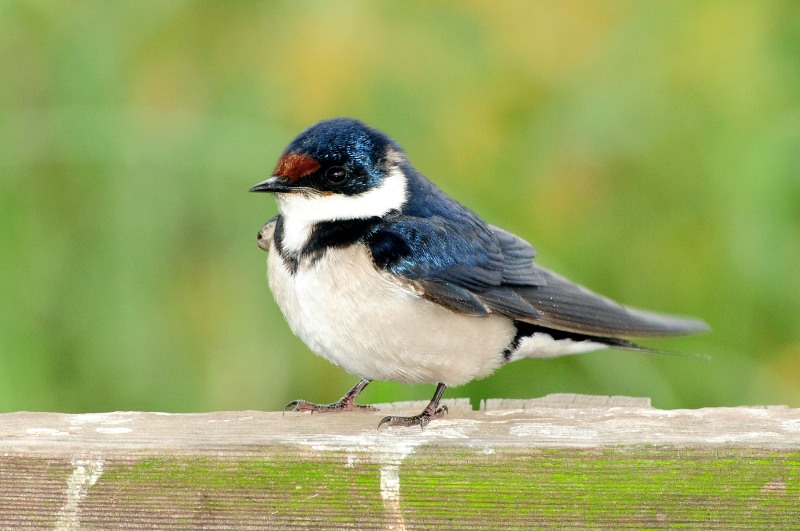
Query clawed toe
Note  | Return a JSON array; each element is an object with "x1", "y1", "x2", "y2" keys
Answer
[
  {"x1": 378, "y1": 405, "x2": 448, "y2": 429},
  {"x1": 284, "y1": 381, "x2": 450, "y2": 430},
  {"x1": 283, "y1": 379, "x2": 376, "y2": 415},
  {"x1": 284, "y1": 399, "x2": 318, "y2": 413},
  {"x1": 284, "y1": 399, "x2": 377, "y2": 414}
]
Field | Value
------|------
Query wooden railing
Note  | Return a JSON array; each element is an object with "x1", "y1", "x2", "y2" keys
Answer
[{"x1": 1, "y1": 394, "x2": 798, "y2": 528}]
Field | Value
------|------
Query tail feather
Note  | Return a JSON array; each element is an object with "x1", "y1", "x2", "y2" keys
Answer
[
  {"x1": 514, "y1": 266, "x2": 710, "y2": 338},
  {"x1": 508, "y1": 321, "x2": 711, "y2": 362}
]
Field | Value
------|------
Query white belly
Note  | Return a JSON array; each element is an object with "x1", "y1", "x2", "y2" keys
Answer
[{"x1": 267, "y1": 243, "x2": 516, "y2": 386}]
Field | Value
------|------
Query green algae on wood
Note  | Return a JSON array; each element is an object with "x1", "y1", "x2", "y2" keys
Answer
[{"x1": 2, "y1": 399, "x2": 800, "y2": 527}]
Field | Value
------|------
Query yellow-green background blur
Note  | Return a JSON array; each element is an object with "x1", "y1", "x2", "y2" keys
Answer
[{"x1": 2, "y1": 1, "x2": 799, "y2": 413}]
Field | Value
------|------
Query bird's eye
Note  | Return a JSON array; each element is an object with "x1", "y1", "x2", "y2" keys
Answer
[{"x1": 324, "y1": 166, "x2": 348, "y2": 185}]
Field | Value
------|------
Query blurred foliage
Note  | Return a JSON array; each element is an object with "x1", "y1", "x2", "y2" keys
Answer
[{"x1": 1, "y1": 1, "x2": 799, "y2": 413}]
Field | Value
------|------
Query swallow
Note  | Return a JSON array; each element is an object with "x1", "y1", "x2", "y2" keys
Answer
[{"x1": 251, "y1": 118, "x2": 708, "y2": 429}]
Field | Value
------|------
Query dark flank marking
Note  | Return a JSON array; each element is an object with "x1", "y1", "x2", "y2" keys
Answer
[
  {"x1": 501, "y1": 321, "x2": 639, "y2": 361},
  {"x1": 274, "y1": 152, "x2": 321, "y2": 181}
]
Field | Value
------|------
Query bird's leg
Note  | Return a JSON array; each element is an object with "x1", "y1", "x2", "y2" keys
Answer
[
  {"x1": 285, "y1": 379, "x2": 377, "y2": 413},
  {"x1": 378, "y1": 383, "x2": 448, "y2": 429}
]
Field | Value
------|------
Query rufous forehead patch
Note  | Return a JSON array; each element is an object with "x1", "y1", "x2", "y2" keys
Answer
[{"x1": 273, "y1": 152, "x2": 321, "y2": 181}]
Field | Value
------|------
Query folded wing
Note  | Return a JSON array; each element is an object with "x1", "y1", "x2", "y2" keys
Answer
[{"x1": 368, "y1": 215, "x2": 708, "y2": 339}]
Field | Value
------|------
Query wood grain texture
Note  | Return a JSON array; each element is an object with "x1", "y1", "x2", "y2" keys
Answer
[{"x1": 1, "y1": 394, "x2": 799, "y2": 529}]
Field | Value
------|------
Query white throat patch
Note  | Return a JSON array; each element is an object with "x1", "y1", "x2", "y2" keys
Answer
[{"x1": 276, "y1": 166, "x2": 408, "y2": 255}]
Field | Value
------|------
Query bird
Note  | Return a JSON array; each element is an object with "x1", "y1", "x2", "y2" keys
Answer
[{"x1": 250, "y1": 118, "x2": 709, "y2": 429}]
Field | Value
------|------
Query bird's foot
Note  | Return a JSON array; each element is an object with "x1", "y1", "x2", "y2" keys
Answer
[
  {"x1": 284, "y1": 399, "x2": 377, "y2": 414},
  {"x1": 284, "y1": 379, "x2": 376, "y2": 415},
  {"x1": 378, "y1": 405, "x2": 448, "y2": 429}
]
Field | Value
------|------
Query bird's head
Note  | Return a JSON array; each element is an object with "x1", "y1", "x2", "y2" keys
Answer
[{"x1": 251, "y1": 118, "x2": 409, "y2": 223}]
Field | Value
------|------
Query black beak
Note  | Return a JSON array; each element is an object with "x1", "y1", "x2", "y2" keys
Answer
[{"x1": 250, "y1": 176, "x2": 293, "y2": 193}]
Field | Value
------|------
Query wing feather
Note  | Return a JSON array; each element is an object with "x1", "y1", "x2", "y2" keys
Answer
[
  {"x1": 368, "y1": 214, "x2": 546, "y2": 319},
  {"x1": 367, "y1": 180, "x2": 707, "y2": 339}
]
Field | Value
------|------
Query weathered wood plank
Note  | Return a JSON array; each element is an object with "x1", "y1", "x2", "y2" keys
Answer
[{"x1": 1, "y1": 394, "x2": 798, "y2": 529}]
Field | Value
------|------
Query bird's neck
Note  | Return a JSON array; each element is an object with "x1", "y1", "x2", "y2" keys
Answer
[
  {"x1": 274, "y1": 215, "x2": 383, "y2": 269},
  {"x1": 273, "y1": 165, "x2": 409, "y2": 257}
]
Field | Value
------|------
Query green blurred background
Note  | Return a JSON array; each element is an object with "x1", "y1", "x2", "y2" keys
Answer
[{"x1": 1, "y1": 1, "x2": 799, "y2": 414}]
